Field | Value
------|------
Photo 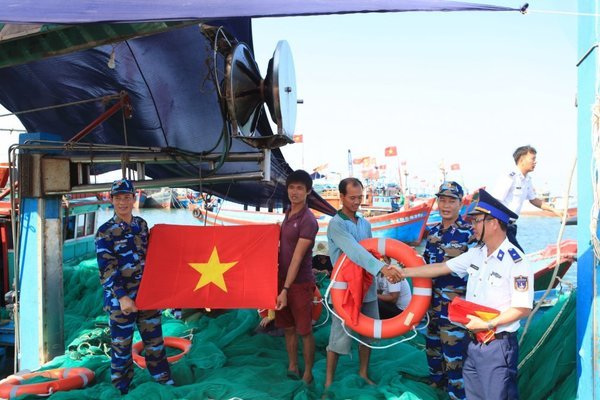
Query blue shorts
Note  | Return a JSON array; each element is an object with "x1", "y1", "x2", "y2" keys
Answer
[{"x1": 327, "y1": 300, "x2": 379, "y2": 355}]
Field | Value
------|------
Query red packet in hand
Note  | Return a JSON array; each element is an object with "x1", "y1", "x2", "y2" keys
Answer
[{"x1": 448, "y1": 297, "x2": 500, "y2": 344}]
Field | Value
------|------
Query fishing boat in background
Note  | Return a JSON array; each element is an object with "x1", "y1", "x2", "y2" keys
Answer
[
  {"x1": 527, "y1": 240, "x2": 577, "y2": 291},
  {"x1": 368, "y1": 198, "x2": 434, "y2": 245},
  {"x1": 134, "y1": 189, "x2": 147, "y2": 209},
  {"x1": 565, "y1": 207, "x2": 577, "y2": 225},
  {"x1": 144, "y1": 188, "x2": 173, "y2": 209},
  {"x1": 192, "y1": 197, "x2": 434, "y2": 245}
]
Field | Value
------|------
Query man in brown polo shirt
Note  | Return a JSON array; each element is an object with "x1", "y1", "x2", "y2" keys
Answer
[{"x1": 275, "y1": 169, "x2": 319, "y2": 384}]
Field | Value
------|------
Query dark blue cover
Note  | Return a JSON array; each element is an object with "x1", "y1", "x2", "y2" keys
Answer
[{"x1": 0, "y1": 0, "x2": 517, "y2": 24}]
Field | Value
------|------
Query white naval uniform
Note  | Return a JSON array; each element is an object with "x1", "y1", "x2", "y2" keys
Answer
[
  {"x1": 446, "y1": 238, "x2": 534, "y2": 333},
  {"x1": 491, "y1": 169, "x2": 536, "y2": 216}
]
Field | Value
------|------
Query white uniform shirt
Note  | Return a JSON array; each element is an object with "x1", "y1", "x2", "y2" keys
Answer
[
  {"x1": 491, "y1": 169, "x2": 536, "y2": 216},
  {"x1": 446, "y1": 238, "x2": 534, "y2": 333},
  {"x1": 377, "y1": 276, "x2": 412, "y2": 310}
]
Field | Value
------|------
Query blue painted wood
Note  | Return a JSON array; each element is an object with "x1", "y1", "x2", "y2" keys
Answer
[
  {"x1": 576, "y1": 1, "x2": 599, "y2": 397},
  {"x1": 18, "y1": 198, "x2": 42, "y2": 370}
]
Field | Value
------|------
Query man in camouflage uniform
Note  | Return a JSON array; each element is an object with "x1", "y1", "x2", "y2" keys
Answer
[
  {"x1": 423, "y1": 181, "x2": 474, "y2": 400},
  {"x1": 96, "y1": 179, "x2": 173, "y2": 394}
]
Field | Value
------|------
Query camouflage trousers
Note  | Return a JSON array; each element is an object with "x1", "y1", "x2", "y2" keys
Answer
[
  {"x1": 107, "y1": 305, "x2": 173, "y2": 394},
  {"x1": 426, "y1": 310, "x2": 467, "y2": 400}
]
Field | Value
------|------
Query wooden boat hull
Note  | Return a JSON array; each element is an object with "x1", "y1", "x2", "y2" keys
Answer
[
  {"x1": 193, "y1": 198, "x2": 434, "y2": 246},
  {"x1": 527, "y1": 240, "x2": 577, "y2": 291}
]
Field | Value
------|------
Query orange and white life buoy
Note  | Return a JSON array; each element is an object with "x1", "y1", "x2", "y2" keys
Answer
[
  {"x1": 330, "y1": 237, "x2": 431, "y2": 339},
  {"x1": 0, "y1": 367, "x2": 94, "y2": 398},
  {"x1": 133, "y1": 336, "x2": 192, "y2": 369}
]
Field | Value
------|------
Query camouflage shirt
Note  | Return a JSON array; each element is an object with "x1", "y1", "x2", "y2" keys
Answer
[
  {"x1": 95, "y1": 214, "x2": 148, "y2": 307},
  {"x1": 423, "y1": 216, "x2": 475, "y2": 295}
]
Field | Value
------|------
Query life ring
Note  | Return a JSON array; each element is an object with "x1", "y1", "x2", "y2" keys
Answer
[
  {"x1": 192, "y1": 207, "x2": 203, "y2": 219},
  {"x1": 133, "y1": 336, "x2": 192, "y2": 369},
  {"x1": 258, "y1": 287, "x2": 323, "y2": 322},
  {"x1": 0, "y1": 367, "x2": 94, "y2": 398},
  {"x1": 330, "y1": 237, "x2": 432, "y2": 339}
]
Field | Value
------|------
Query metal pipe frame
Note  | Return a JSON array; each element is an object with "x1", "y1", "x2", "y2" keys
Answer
[{"x1": 46, "y1": 171, "x2": 265, "y2": 195}]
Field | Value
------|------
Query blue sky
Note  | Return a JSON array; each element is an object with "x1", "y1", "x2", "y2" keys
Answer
[{"x1": 253, "y1": 0, "x2": 578, "y2": 195}]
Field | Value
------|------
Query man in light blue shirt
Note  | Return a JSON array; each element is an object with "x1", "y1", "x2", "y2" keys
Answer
[{"x1": 324, "y1": 177, "x2": 402, "y2": 390}]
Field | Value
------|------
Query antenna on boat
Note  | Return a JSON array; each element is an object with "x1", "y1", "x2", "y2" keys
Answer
[{"x1": 224, "y1": 40, "x2": 297, "y2": 149}]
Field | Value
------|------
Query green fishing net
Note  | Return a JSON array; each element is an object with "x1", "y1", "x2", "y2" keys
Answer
[{"x1": 14, "y1": 260, "x2": 576, "y2": 399}]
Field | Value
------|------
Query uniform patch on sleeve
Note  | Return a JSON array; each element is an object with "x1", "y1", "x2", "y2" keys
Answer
[
  {"x1": 497, "y1": 250, "x2": 504, "y2": 261},
  {"x1": 508, "y1": 248, "x2": 522, "y2": 263},
  {"x1": 469, "y1": 264, "x2": 479, "y2": 271},
  {"x1": 514, "y1": 275, "x2": 529, "y2": 292}
]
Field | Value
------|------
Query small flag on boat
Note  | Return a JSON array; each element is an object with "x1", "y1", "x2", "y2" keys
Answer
[
  {"x1": 384, "y1": 146, "x2": 398, "y2": 157},
  {"x1": 136, "y1": 224, "x2": 279, "y2": 309},
  {"x1": 363, "y1": 157, "x2": 376, "y2": 167},
  {"x1": 293, "y1": 134, "x2": 303, "y2": 143},
  {"x1": 450, "y1": 163, "x2": 461, "y2": 171}
]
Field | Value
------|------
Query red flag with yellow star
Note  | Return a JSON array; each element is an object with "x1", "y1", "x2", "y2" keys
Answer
[
  {"x1": 384, "y1": 146, "x2": 397, "y2": 157},
  {"x1": 136, "y1": 224, "x2": 279, "y2": 309},
  {"x1": 448, "y1": 297, "x2": 500, "y2": 343}
]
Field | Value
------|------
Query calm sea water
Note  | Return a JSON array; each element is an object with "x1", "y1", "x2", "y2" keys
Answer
[{"x1": 98, "y1": 209, "x2": 578, "y2": 283}]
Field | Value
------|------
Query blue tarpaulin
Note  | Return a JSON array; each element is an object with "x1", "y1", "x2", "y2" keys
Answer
[{"x1": 0, "y1": 1, "x2": 518, "y2": 24}]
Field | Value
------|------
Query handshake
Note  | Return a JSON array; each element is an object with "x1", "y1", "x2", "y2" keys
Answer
[{"x1": 380, "y1": 264, "x2": 405, "y2": 284}]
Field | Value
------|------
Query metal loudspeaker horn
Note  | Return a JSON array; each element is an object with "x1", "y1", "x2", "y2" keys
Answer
[{"x1": 224, "y1": 40, "x2": 297, "y2": 149}]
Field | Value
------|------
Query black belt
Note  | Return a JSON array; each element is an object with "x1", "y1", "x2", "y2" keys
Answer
[{"x1": 467, "y1": 330, "x2": 516, "y2": 342}]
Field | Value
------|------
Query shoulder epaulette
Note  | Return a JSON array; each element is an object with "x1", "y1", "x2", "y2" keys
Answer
[
  {"x1": 508, "y1": 248, "x2": 522, "y2": 263},
  {"x1": 497, "y1": 249, "x2": 504, "y2": 261}
]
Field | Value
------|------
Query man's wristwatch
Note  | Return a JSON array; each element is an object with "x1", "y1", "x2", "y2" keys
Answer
[{"x1": 486, "y1": 321, "x2": 495, "y2": 330}]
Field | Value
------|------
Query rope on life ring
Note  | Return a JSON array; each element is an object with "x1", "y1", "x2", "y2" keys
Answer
[
  {"x1": 133, "y1": 336, "x2": 192, "y2": 369},
  {"x1": 0, "y1": 367, "x2": 94, "y2": 398},
  {"x1": 330, "y1": 237, "x2": 432, "y2": 339}
]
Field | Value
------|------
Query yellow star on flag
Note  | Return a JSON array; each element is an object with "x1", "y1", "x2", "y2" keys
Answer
[
  {"x1": 188, "y1": 247, "x2": 239, "y2": 292},
  {"x1": 475, "y1": 311, "x2": 498, "y2": 321}
]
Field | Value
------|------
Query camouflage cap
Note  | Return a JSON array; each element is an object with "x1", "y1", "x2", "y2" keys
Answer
[
  {"x1": 110, "y1": 179, "x2": 135, "y2": 195},
  {"x1": 436, "y1": 181, "x2": 464, "y2": 200}
]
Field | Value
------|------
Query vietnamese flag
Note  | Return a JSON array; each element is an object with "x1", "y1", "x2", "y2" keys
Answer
[
  {"x1": 293, "y1": 134, "x2": 303, "y2": 143},
  {"x1": 448, "y1": 297, "x2": 500, "y2": 343},
  {"x1": 384, "y1": 146, "x2": 398, "y2": 157},
  {"x1": 450, "y1": 163, "x2": 461, "y2": 171},
  {"x1": 136, "y1": 224, "x2": 279, "y2": 310}
]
